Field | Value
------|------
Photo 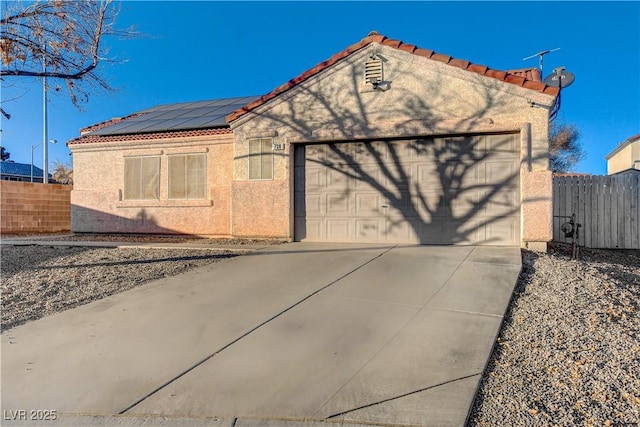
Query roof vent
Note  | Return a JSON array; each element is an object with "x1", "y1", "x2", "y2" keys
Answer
[
  {"x1": 368, "y1": 30, "x2": 379, "y2": 37},
  {"x1": 364, "y1": 54, "x2": 383, "y2": 88}
]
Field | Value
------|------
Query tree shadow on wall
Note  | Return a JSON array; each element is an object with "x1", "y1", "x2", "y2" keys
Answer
[
  {"x1": 239, "y1": 64, "x2": 548, "y2": 244},
  {"x1": 294, "y1": 134, "x2": 520, "y2": 244}
]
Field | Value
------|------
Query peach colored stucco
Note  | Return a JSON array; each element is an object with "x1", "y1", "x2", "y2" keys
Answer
[
  {"x1": 606, "y1": 137, "x2": 640, "y2": 175},
  {"x1": 521, "y1": 170, "x2": 553, "y2": 243},
  {"x1": 70, "y1": 41, "x2": 556, "y2": 246},
  {"x1": 69, "y1": 134, "x2": 233, "y2": 236},
  {"x1": 230, "y1": 43, "x2": 556, "y2": 246}
]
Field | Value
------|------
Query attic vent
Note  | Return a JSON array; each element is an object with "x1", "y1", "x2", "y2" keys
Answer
[{"x1": 364, "y1": 54, "x2": 383, "y2": 86}]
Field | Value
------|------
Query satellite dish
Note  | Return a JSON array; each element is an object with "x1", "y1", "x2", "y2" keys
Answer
[{"x1": 544, "y1": 67, "x2": 575, "y2": 88}]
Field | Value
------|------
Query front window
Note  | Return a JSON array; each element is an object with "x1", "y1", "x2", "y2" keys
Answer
[
  {"x1": 168, "y1": 153, "x2": 206, "y2": 199},
  {"x1": 124, "y1": 156, "x2": 160, "y2": 200},
  {"x1": 249, "y1": 138, "x2": 274, "y2": 180}
]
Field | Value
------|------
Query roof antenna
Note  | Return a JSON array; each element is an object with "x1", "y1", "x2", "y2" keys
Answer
[{"x1": 523, "y1": 48, "x2": 560, "y2": 76}]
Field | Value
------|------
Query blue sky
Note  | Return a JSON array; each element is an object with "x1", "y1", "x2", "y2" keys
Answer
[{"x1": 1, "y1": 1, "x2": 638, "y2": 175}]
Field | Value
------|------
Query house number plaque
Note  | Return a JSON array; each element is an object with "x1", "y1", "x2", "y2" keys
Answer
[{"x1": 272, "y1": 143, "x2": 285, "y2": 150}]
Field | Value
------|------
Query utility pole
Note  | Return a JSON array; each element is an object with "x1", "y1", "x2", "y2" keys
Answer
[{"x1": 43, "y1": 45, "x2": 49, "y2": 185}]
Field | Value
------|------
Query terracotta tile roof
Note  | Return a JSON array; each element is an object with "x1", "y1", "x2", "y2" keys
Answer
[
  {"x1": 507, "y1": 67, "x2": 542, "y2": 82},
  {"x1": 227, "y1": 33, "x2": 559, "y2": 123},
  {"x1": 68, "y1": 127, "x2": 232, "y2": 146}
]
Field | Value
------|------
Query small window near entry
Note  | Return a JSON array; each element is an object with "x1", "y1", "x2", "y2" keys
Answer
[
  {"x1": 248, "y1": 138, "x2": 274, "y2": 180},
  {"x1": 168, "y1": 153, "x2": 206, "y2": 199},
  {"x1": 124, "y1": 156, "x2": 160, "y2": 200}
]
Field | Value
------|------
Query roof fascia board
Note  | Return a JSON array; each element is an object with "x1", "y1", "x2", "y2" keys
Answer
[{"x1": 68, "y1": 133, "x2": 233, "y2": 153}]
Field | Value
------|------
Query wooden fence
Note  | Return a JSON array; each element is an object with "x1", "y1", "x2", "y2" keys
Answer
[{"x1": 553, "y1": 174, "x2": 640, "y2": 249}]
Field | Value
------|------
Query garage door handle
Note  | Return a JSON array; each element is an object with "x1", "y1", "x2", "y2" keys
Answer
[{"x1": 381, "y1": 205, "x2": 388, "y2": 208}]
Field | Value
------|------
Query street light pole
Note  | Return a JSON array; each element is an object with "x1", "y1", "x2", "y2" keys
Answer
[
  {"x1": 42, "y1": 45, "x2": 49, "y2": 185},
  {"x1": 31, "y1": 143, "x2": 42, "y2": 183}
]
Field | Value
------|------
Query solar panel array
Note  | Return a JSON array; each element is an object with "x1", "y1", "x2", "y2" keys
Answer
[{"x1": 88, "y1": 96, "x2": 260, "y2": 136}]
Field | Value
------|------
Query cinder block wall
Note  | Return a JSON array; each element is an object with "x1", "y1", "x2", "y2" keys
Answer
[{"x1": 0, "y1": 181, "x2": 72, "y2": 234}]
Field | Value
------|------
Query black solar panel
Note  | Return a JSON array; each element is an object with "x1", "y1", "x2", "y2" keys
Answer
[{"x1": 88, "y1": 96, "x2": 259, "y2": 136}]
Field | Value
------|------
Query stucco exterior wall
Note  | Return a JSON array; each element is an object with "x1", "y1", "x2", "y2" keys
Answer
[
  {"x1": 231, "y1": 180, "x2": 290, "y2": 238},
  {"x1": 69, "y1": 134, "x2": 233, "y2": 236},
  {"x1": 607, "y1": 140, "x2": 640, "y2": 174},
  {"x1": 230, "y1": 43, "x2": 556, "y2": 245}
]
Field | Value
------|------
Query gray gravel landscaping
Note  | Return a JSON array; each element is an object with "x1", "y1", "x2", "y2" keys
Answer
[
  {"x1": 469, "y1": 243, "x2": 640, "y2": 427},
  {"x1": 1, "y1": 236, "x2": 638, "y2": 426},
  {"x1": 1, "y1": 245, "x2": 238, "y2": 331}
]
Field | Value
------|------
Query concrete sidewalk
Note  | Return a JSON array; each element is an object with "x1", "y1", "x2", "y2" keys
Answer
[
  {"x1": 0, "y1": 236, "x2": 270, "y2": 252},
  {"x1": 1, "y1": 243, "x2": 521, "y2": 427}
]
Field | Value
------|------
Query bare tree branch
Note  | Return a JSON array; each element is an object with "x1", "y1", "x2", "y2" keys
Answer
[{"x1": 0, "y1": 0, "x2": 132, "y2": 114}]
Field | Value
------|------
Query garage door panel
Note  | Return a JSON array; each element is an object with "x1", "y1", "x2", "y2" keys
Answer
[
  {"x1": 447, "y1": 161, "x2": 482, "y2": 188},
  {"x1": 388, "y1": 140, "x2": 422, "y2": 162},
  {"x1": 486, "y1": 217, "x2": 518, "y2": 244},
  {"x1": 417, "y1": 221, "x2": 450, "y2": 244},
  {"x1": 305, "y1": 144, "x2": 326, "y2": 162},
  {"x1": 483, "y1": 133, "x2": 518, "y2": 156},
  {"x1": 327, "y1": 219, "x2": 350, "y2": 241},
  {"x1": 295, "y1": 136, "x2": 520, "y2": 245},
  {"x1": 305, "y1": 167, "x2": 326, "y2": 191},
  {"x1": 449, "y1": 191, "x2": 483, "y2": 218},
  {"x1": 355, "y1": 219, "x2": 383, "y2": 241},
  {"x1": 435, "y1": 136, "x2": 475, "y2": 161},
  {"x1": 386, "y1": 217, "x2": 418, "y2": 242},
  {"x1": 326, "y1": 169, "x2": 350, "y2": 190},
  {"x1": 385, "y1": 192, "x2": 418, "y2": 220},
  {"x1": 415, "y1": 163, "x2": 440, "y2": 189},
  {"x1": 485, "y1": 160, "x2": 518, "y2": 185},
  {"x1": 355, "y1": 193, "x2": 384, "y2": 216},
  {"x1": 301, "y1": 194, "x2": 322, "y2": 216},
  {"x1": 327, "y1": 193, "x2": 350, "y2": 215},
  {"x1": 484, "y1": 189, "x2": 518, "y2": 216},
  {"x1": 414, "y1": 191, "x2": 447, "y2": 218},
  {"x1": 352, "y1": 141, "x2": 387, "y2": 163},
  {"x1": 299, "y1": 218, "x2": 323, "y2": 241},
  {"x1": 353, "y1": 165, "x2": 385, "y2": 188},
  {"x1": 325, "y1": 143, "x2": 353, "y2": 163},
  {"x1": 451, "y1": 220, "x2": 485, "y2": 245}
]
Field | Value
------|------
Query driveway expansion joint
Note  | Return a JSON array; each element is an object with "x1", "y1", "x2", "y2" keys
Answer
[
  {"x1": 324, "y1": 372, "x2": 483, "y2": 420},
  {"x1": 118, "y1": 245, "x2": 398, "y2": 415}
]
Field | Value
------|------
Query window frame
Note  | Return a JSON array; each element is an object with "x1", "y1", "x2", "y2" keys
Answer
[
  {"x1": 123, "y1": 155, "x2": 161, "y2": 201},
  {"x1": 167, "y1": 153, "x2": 207, "y2": 200},
  {"x1": 248, "y1": 138, "x2": 274, "y2": 180}
]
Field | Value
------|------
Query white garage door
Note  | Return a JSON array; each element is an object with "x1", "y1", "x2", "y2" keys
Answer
[{"x1": 294, "y1": 134, "x2": 520, "y2": 245}]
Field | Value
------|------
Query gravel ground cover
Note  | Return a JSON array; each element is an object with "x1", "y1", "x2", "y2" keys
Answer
[
  {"x1": 2, "y1": 235, "x2": 638, "y2": 425},
  {"x1": 1, "y1": 245, "x2": 239, "y2": 331},
  {"x1": 2, "y1": 232, "x2": 283, "y2": 246},
  {"x1": 469, "y1": 243, "x2": 640, "y2": 427}
]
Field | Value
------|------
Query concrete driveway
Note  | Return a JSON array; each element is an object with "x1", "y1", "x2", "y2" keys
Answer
[{"x1": 1, "y1": 243, "x2": 521, "y2": 427}]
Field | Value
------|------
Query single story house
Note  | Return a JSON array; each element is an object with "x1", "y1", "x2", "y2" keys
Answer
[
  {"x1": 68, "y1": 32, "x2": 559, "y2": 249},
  {"x1": 605, "y1": 134, "x2": 640, "y2": 175},
  {"x1": 0, "y1": 161, "x2": 50, "y2": 183}
]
